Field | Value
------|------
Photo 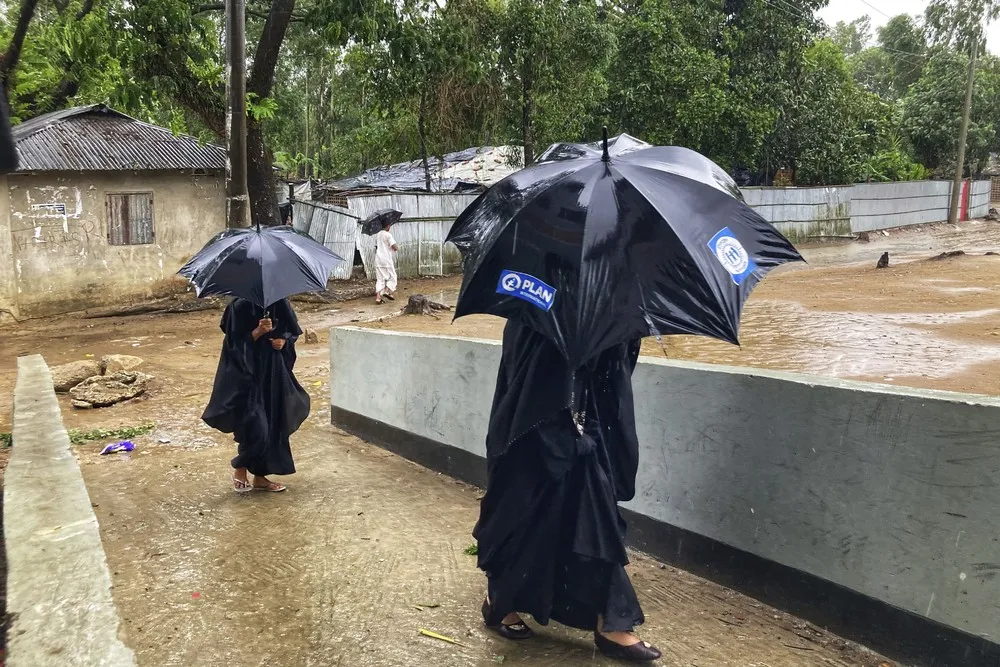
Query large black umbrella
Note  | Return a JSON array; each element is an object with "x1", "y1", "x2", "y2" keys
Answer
[
  {"x1": 361, "y1": 208, "x2": 402, "y2": 235},
  {"x1": 446, "y1": 131, "x2": 804, "y2": 366},
  {"x1": 179, "y1": 225, "x2": 344, "y2": 309}
]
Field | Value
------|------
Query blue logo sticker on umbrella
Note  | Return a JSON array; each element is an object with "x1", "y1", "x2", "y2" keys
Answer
[
  {"x1": 496, "y1": 270, "x2": 557, "y2": 311},
  {"x1": 708, "y1": 227, "x2": 757, "y2": 285}
]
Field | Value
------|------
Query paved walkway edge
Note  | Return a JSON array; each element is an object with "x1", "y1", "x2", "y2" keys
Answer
[{"x1": 5, "y1": 355, "x2": 136, "y2": 666}]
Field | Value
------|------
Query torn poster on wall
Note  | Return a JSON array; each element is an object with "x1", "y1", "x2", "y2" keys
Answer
[{"x1": 30, "y1": 203, "x2": 67, "y2": 216}]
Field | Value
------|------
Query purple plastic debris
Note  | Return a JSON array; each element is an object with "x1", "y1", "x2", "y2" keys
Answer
[{"x1": 100, "y1": 441, "x2": 135, "y2": 455}]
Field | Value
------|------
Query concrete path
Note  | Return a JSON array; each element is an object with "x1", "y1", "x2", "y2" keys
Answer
[
  {"x1": 6, "y1": 356, "x2": 135, "y2": 666},
  {"x1": 78, "y1": 415, "x2": 887, "y2": 667}
]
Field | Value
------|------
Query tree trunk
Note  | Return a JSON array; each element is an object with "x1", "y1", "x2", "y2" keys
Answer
[
  {"x1": 0, "y1": 0, "x2": 40, "y2": 83},
  {"x1": 521, "y1": 70, "x2": 533, "y2": 166},
  {"x1": 243, "y1": 0, "x2": 295, "y2": 227},
  {"x1": 418, "y1": 91, "x2": 431, "y2": 192},
  {"x1": 248, "y1": 119, "x2": 279, "y2": 228},
  {"x1": 949, "y1": 41, "x2": 977, "y2": 226}
]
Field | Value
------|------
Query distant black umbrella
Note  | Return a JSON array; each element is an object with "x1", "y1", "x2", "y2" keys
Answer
[
  {"x1": 178, "y1": 225, "x2": 344, "y2": 309},
  {"x1": 446, "y1": 130, "x2": 804, "y2": 366},
  {"x1": 361, "y1": 208, "x2": 402, "y2": 235}
]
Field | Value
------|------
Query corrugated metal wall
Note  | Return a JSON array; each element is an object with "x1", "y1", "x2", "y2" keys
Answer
[
  {"x1": 849, "y1": 181, "x2": 954, "y2": 232},
  {"x1": 741, "y1": 187, "x2": 852, "y2": 243},
  {"x1": 291, "y1": 201, "x2": 357, "y2": 280},
  {"x1": 970, "y1": 179, "x2": 991, "y2": 218},
  {"x1": 293, "y1": 182, "x2": 993, "y2": 281},
  {"x1": 349, "y1": 193, "x2": 475, "y2": 279}
]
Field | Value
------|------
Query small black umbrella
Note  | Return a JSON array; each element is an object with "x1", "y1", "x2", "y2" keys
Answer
[
  {"x1": 361, "y1": 208, "x2": 402, "y2": 235},
  {"x1": 446, "y1": 130, "x2": 804, "y2": 366},
  {"x1": 178, "y1": 225, "x2": 344, "y2": 309}
]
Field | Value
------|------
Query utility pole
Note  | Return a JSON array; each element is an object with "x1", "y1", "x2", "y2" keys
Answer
[
  {"x1": 949, "y1": 38, "x2": 978, "y2": 225},
  {"x1": 225, "y1": 0, "x2": 249, "y2": 228}
]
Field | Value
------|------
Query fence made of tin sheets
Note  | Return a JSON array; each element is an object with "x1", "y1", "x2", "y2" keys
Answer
[{"x1": 293, "y1": 182, "x2": 993, "y2": 281}]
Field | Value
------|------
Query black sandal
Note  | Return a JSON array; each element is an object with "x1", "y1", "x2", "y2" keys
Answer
[
  {"x1": 594, "y1": 631, "x2": 662, "y2": 663},
  {"x1": 481, "y1": 598, "x2": 535, "y2": 640}
]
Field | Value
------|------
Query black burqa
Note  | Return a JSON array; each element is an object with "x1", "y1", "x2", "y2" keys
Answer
[
  {"x1": 474, "y1": 320, "x2": 644, "y2": 633},
  {"x1": 202, "y1": 298, "x2": 310, "y2": 476}
]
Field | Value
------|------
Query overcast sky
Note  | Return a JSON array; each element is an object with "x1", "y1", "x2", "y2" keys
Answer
[{"x1": 818, "y1": 0, "x2": 1000, "y2": 53}]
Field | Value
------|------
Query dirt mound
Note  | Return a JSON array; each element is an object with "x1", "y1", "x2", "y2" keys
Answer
[{"x1": 927, "y1": 250, "x2": 967, "y2": 261}]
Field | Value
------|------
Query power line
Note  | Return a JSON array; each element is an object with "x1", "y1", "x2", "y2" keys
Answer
[{"x1": 858, "y1": 0, "x2": 892, "y2": 20}]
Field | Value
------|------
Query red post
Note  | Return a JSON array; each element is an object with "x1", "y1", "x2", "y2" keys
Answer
[{"x1": 960, "y1": 179, "x2": 970, "y2": 222}]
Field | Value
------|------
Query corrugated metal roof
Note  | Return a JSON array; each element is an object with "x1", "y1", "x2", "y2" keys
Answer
[{"x1": 12, "y1": 104, "x2": 226, "y2": 172}]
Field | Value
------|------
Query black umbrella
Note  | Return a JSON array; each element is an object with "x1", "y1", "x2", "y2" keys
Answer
[
  {"x1": 178, "y1": 225, "x2": 344, "y2": 309},
  {"x1": 361, "y1": 208, "x2": 402, "y2": 235},
  {"x1": 446, "y1": 130, "x2": 804, "y2": 366}
]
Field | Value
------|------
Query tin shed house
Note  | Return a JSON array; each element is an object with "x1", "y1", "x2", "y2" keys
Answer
[{"x1": 0, "y1": 104, "x2": 226, "y2": 319}]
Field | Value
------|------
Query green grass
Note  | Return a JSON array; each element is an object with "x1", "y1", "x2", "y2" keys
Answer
[
  {"x1": 463, "y1": 543, "x2": 478, "y2": 556},
  {"x1": 0, "y1": 422, "x2": 155, "y2": 448},
  {"x1": 68, "y1": 422, "x2": 156, "y2": 445}
]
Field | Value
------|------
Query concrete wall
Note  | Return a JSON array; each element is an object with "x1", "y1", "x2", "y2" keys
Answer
[
  {"x1": 6, "y1": 355, "x2": 136, "y2": 665},
  {"x1": 330, "y1": 327, "x2": 1000, "y2": 646},
  {"x1": 0, "y1": 170, "x2": 225, "y2": 317}
]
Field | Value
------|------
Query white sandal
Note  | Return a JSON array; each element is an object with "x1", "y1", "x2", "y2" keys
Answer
[{"x1": 232, "y1": 474, "x2": 253, "y2": 494}]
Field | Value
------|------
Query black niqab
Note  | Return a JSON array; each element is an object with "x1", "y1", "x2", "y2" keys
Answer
[
  {"x1": 202, "y1": 298, "x2": 310, "y2": 476},
  {"x1": 474, "y1": 321, "x2": 644, "y2": 632}
]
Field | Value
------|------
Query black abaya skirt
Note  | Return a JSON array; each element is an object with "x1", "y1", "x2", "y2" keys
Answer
[{"x1": 474, "y1": 414, "x2": 644, "y2": 633}]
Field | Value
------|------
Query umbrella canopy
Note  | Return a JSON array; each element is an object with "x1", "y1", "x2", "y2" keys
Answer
[
  {"x1": 446, "y1": 131, "x2": 804, "y2": 366},
  {"x1": 179, "y1": 225, "x2": 344, "y2": 309},
  {"x1": 361, "y1": 208, "x2": 403, "y2": 235}
]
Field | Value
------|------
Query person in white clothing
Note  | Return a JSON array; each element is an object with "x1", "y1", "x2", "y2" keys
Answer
[{"x1": 374, "y1": 224, "x2": 398, "y2": 304}]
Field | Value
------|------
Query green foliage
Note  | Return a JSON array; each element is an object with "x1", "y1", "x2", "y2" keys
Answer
[
  {"x1": 902, "y1": 50, "x2": 995, "y2": 172},
  {"x1": 67, "y1": 422, "x2": 156, "y2": 445},
  {"x1": 247, "y1": 93, "x2": 278, "y2": 122},
  {"x1": 0, "y1": 0, "x2": 993, "y2": 188}
]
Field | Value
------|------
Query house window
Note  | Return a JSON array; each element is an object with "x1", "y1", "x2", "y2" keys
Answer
[{"x1": 106, "y1": 193, "x2": 154, "y2": 245}]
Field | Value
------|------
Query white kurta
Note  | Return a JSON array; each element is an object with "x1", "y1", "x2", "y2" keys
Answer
[{"x1": 374, "y1": 230, "x2": 398, "y2": 294}]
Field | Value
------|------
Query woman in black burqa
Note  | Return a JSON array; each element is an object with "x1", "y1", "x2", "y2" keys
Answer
[
  {"x1": 202, "y1": 298, "x2": 310, "y2": 493},
  {"x1": 474, "y1": 320, "x2": 662, "y2": 662}
]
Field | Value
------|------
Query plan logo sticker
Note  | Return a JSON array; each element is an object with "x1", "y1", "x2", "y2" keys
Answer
[
  {"x1": 496, "y1": 270, "x2": 556, "y2": 311},
  {"x1": 708, "y1": 227, "x2": 757, "y2": 285}
]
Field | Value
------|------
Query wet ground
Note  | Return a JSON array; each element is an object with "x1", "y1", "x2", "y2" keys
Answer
[
  {"x1": 0, "y1": 280, "x2": 888, "y2": 666},
  {"x1": 372, "y1": 220, "x2": 1000, "y2": 396},
  {"x1": 4, "y1": 221, "x2": 999, "y2": 665}
]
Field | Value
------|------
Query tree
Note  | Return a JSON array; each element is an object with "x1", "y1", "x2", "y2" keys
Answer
[
  {"x1": 114, "y1": 0, "x2": 386, "y2": 226},
  {"x1": 830, "y1": 15, "x2": 871, "y2": 56},
  {"x1": 606, "y1": 0, "x2": 728, "y2": 154},
  {"x1": 373, "y1": 0, "x2": 503, "y2": 188},
  {"x1": 0, "y1": 0, "x2": 121, "y2": 120},
  {"x1": 876, "y1": 14, "x2": 927, "y2": 97},
  {"x1": 789, "y1": 39, "x2": 894, "y2": 185},
  {"x1": 497, "y1": 0, "x2": 613, "y2": 164},
  {"x1": 716, "y1": 0, "x2": 826, "y2": 180},
  {"x1": 901, "y1": 49, "x2": 994, "y2": 171}
]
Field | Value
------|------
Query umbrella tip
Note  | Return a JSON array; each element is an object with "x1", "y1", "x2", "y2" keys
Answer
[{"x1": 601, "y1": 126, "x2": 610, "y2": 162}]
